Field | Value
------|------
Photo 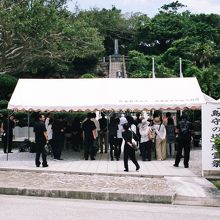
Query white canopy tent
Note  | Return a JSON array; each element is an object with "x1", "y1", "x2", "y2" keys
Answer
[
  {"x1": 7, "y1": 77, "x2": 220, "y2": 176},
  {"x1": 8, "y1": 77, "x2": 206, "y2": 112}
]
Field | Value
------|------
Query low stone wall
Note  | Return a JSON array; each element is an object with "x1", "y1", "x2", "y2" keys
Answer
[{"x1": 203, "y1": 170, "x2": 220, "y2": 179}]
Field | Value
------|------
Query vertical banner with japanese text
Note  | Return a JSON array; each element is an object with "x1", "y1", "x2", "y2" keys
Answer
[{"x1": 202, "y1": 103, "x2": 220, "y2": 174}]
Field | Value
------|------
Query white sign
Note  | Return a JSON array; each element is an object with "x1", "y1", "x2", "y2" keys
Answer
[{"x1": 202, "y1": 103, "x2": 220, "y2": 173}]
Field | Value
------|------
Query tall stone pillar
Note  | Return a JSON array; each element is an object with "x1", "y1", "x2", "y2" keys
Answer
[{"x1": 114, "y1": 39, "x2": 119, "y2": 55}]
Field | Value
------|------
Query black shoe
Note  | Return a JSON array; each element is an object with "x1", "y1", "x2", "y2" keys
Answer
[
  {"x1": 173, "y1": 164, "x2": 179, "y2": 167},
  {"x1": 124, "y1": 169, "x2": 128, "y2": 172},
  {"x1": 184, "y1": 165, "x2": 189, "y2": 168},
  {"x1": 111, "y1": 158, "x2": 114, "y2": 161},
  {"x1": 91, "y1": 158, "x2": 95, "y2": 160},
  {"x1": 43, "y1": 164, "x2": 48, "y2": 167},
  {"x1": 36, "y1": 165, "x2": 40, "y2": 167},
  {"x1": 8, "y1": 151, "x2": 13, "y2": 153},
  {"x1": 136, "y1": 166, "x2": 140, "y2": 171},
  {"x1": 57, "y1": 158, "x2": 63, "y2": 160}
]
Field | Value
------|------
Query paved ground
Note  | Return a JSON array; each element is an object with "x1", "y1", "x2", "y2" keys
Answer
[
  {"x1": 0, "y1": 146, "x2": 201, "y2": 177},
  {"x1": 0, "y1": 147, "x2": 219, "y2": 206},
  {"x1": 1, "y1": 195, "x2": 220, "y2": 220}
]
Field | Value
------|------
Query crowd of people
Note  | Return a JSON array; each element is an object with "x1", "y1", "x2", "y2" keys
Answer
[{"x1": 0, "y1": 111, "x2": 194, "y2": 171}]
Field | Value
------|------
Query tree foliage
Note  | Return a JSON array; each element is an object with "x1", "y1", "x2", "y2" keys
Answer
[
  {"x1": 0, "y1": 74, "x2": 17, "y2": 100},
  {"x1": 0, "y1": 1, "x2": 220, "y2": 100},
  {"x1": 0, "y1": 0, "x2": 104, "y2": 77}
]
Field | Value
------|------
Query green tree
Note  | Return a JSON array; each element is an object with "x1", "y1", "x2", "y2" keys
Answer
[
  {"x1": 76, "y1": 6, "x2": 139, "y2": 55},
  {"x1": 0, "y1": 0, "x2": 104, "y2": 77},
  {"x1": 198, "y1": 66, "x2": 220, "y2": 98},
  {"x1": 191, "y1": 40, "x2": 217, "y2": 69},
  {"x1": 147, "y1": 1, "x2": 188, "y2": 54},
  {"x1": 127, "y1": 50, "x2": 150, "y2": 77},
  {"x1": 126, "y1": 13, "x2": 152, "y2": 54},
  {"x1": 0, "y1": 74, "x2": 17, "y2": 100},
  {"x1": 159, "y1": 1, "x2": 186, "y2": 14}
]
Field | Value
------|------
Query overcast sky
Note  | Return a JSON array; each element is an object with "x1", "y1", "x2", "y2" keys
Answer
[{"x1": 67, "y1": 0, "x2": 220, "y2": 17}]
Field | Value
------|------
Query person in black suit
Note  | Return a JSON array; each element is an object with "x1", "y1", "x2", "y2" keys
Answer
[
  {"x1": 33, "y1": 114, "x2": 48, "y2": 167},
  {"x1": 82, "y1": 113, "x2": 96, "y2": 160},
  {"x1": 52, "y1": 116, "x2": 65, "y2": 160},
  {"x1": 174, "y1": 114, "x2": 193, "y2": 168},
  {"x1": 122, "y1": 123, "x2": 140, "y2": 172},
  {"x1": 2, "y1": 114, "x2": 16, "y2": 153},
  {"x1": 109, "y1": 116, "x2": 119, "y2": 161}
]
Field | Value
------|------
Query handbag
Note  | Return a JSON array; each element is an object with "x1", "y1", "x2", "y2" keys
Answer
[
  {"x1": 148, "y1": 128, "x2": 155, "y2": 140},
  {"x1": 131, "y1": 130, "x2": 139, "y2": 151},
  {"x1": 44, "y1": 143, "x2": 52, "y2": 155}
]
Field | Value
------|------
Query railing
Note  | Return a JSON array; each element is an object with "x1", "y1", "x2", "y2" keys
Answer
[
  {"x1": 99, "y1": 55, "x2": 129, "y2": 63},
  {"x1": 122, "y1": 55, "x2": 127, "y2": 78},
  {"x1": 108, "y1": 55, "x2": 111, "y2": 78},
  {"x1": 98, "y1": 55, "x2": 129, "y2": 78}
]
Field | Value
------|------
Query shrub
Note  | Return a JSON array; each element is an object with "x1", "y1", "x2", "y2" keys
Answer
[
  {"x1": 0, "y1": 100, "x2": 8, "y2": 110},
  {"x1": 214, "y1": 137, "x2": 220, "y2": 159},
  {"x1": 80, "y1": 73, "x2": 95, "y2": 78},
  {"x1": 0, "y1": 75, "x2": 17, "y2": 100}
]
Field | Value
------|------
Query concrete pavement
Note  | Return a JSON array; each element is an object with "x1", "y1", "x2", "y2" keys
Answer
[
  {"x1": 1, "y1": 195, "x2": 220, "y2": 220},
  {"x1": 0, "y1": 148, "x2": 219, "y2": 206}
]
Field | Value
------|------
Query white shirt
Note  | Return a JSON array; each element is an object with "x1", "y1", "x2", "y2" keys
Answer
[
  {"x1": 117, "y1": 124, "x2": 123, "y2": 138},
  {"x1": 47, "y1": 124, "x2": 53, "y2": 140},
  {"x1": 139, "y1": 126, "x2": 150, "y2": 143},
  {"x1": 130, "y1": 124, "x2": 137, "y2": 134},
  {"x1": 153, "y1": 123, "x2": 166, "y2": 140},
  {"x1": 119, "y1": 116, "x2": 127, "y2": 125},
  {"x1": 45, "y1": 117, "x2": 50, "y2": 129},
  {"x1": 118, "y1": 116, "x2": 127, "y2": 139},
  {"x1": 91, "y1": 118, "x2": 100, "y2": 138}
]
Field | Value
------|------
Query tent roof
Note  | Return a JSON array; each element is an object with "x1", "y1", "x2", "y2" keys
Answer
[
  {"x1": 8, "y1": 77, "x2": 206, "y2": 112},
  {"x1": 203, "y1": 93, "x2": 217, "y2": 103}
]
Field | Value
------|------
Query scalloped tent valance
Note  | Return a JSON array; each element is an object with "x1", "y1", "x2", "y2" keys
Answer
[{"x1": 8, "y1": 77, "x2": 207, "y2": 112}]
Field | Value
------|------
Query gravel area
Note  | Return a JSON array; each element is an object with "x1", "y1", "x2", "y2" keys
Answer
[{"x1": 0, "y1": 171, "x2": 173, "y2": 195}]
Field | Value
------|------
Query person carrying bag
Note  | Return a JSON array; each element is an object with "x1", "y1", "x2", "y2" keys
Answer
[
  {"x1": 122, "y1": 123, "x2": 140, "y2": 172},
  {"x1": 131, "y1": 130, "x2": 139, "y2": 151}
]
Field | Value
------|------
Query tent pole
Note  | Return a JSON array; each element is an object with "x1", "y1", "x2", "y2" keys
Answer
[
  {"x1": 179, "y1": 59, "x2": 183, "y2": 115},
  {"x1": 179, "y1": 57, "x2": 183, "y2": 78},
  {"x1": 152, "y1": 57, "x2": 155, "y2": 78},
  {"x1": 6, "y1": 114, "x2": 9, "y2": 161},
  {"x1": 27, "y1": 112, "x2": 30, "y2": 140}
]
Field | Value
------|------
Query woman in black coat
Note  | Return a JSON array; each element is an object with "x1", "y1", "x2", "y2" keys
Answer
[{"x1": 122, "y1": 123, "x2": 140, "y2": 172}]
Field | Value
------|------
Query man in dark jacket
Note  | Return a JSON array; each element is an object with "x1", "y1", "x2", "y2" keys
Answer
[
  {"x1": 174, "y1": 114, "x2": 193, "y2": 168},
  {"x1": 52, "y1": 116, "x2": 65, "y2": 160},
  {"x1": 82, "y1": 113, "x2": 96, "y2": 160},
  {"x1": 98, "y1": 113, "x2": 108, "y2": 153},
  {"x1": 34, "y1": 114, "x2": 48, "y2": 167},
  {"x1": 2, "y1": 114, "x2": 16, "y2": 153}
]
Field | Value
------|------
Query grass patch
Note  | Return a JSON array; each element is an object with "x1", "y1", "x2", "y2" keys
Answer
[{"x1": 209, "y1": 180, "x2": 220, "y2": 190}]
